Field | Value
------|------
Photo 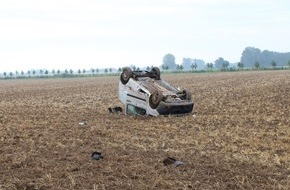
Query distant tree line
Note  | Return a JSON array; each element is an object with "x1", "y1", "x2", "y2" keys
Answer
[
  {"x1": 0, "y1": 67, "x2": 121, "y2": 79},
  {"x1": 1, "y1": 47, "x2": 290, "y2": 79},
  {"x1": 161, "y1": 47, "x2": 290, "y2": 72},
  {"x1": 241, "y1": 47, "x2": 290, "y2": 68},
  {"x1": 161, "y1": 53, "x2": 232, "y2": 71}
]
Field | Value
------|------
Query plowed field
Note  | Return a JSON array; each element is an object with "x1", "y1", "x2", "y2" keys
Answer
[{"x1": 0, "y1": 71, "x2": 290, "y2": 189}]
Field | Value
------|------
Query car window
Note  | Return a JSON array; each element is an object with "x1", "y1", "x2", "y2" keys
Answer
[{"x1": 127, "y1": 104, "x2": 147, "y2": 116}]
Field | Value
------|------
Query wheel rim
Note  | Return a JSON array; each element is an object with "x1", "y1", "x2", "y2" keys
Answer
[
  {"x1": 152, "y1": 91, "x2": 160, "y2": 104},
  {"x1": 152, "y1": 94, "x2": 158, "y2": 103},
  {"x1": 123, "y1": 71, "x2": 128, "y2": 80}
]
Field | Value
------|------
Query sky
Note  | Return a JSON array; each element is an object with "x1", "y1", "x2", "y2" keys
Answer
[{"x1": 0, "y1": 0, "x2": 290, "y2": 72}]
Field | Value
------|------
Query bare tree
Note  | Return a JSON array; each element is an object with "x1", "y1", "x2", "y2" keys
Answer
[
  {"x1": 207, "y1": 63, "x2": 213, "y2": 70},
  {"x1": 271, "y1": 60, "x2": 277, "y2": 69},
  {"x1": 191, "y1": 62, "x2": 197, "y2": 70},
  {"x1": 237, "y1": 62, "x2": 244, "y2": 70},
  {"x1": 91, "y1": 68, "x2": 95, "y2": 75},
  {"x1": 254, "y1": 61, "x2": 260, "y2": 69}
]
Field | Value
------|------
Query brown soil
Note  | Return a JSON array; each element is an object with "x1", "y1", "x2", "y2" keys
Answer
[{"x1": 0, "y1": 71, "x2": 289, "y2": 190}]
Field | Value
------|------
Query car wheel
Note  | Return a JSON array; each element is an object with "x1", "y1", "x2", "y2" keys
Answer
[
  {"x1": 151, "y1": 67, "x2": 161, "y2": 80},
  {"x1": 120, "y1": 67, "x2": 133, "y2": 84},
  {"x1": 183, "y1": 89, "x2": 192, "y2": 100},
  {"x1": 149, "y1": 90, "x2": 162, "y2": 109}
]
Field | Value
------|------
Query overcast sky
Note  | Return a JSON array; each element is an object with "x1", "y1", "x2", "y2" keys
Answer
[{"x1": 0, "y1": 0, "x2": 289, "y2": 72}]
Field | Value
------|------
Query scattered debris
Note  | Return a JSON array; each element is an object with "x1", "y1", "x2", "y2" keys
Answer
[
  {"x1": 92, "y1": 152, "x2": 103, "y2": 160},
  {"x1": 79, "y1": 120, "x2": 87, "y2": 126},
  {"x1": 0, "y1": 108, "x2": 4, "y2": 119},
  {"x1": 108, "y1": 107, "x2": 123, "y2": 114},
  {"x1": 173, "y1": 160, "x2": 184, "y2": 167},
  {"x1": 163, "y1": 157, "x2": 184, "y2": 167},
  {"x1": 163, "y1": 157, "x2": 176, "y2": 165}
]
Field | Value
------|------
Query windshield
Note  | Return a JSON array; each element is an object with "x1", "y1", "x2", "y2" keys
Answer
[{"x1": 126, "y1": 104, "x2": 147, "y2": 116}]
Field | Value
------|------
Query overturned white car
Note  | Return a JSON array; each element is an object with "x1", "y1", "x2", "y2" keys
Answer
[{"x1": 118, "y1": 67, "x2": 194, "y2": 116}]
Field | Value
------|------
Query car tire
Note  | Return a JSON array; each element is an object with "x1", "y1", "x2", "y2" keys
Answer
[
  {"x1": 149, "y1": 90, "x2": 162, "y2": 109},
  {"x1": 151, "y1": 67, "x2": 161, "y2": 80},
  {"x1": 120, "y1": 67, "x2": 133, "y2": 84},
  {"x1": 183, "y1": 89, "x2": 192, "y2": 100}
]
